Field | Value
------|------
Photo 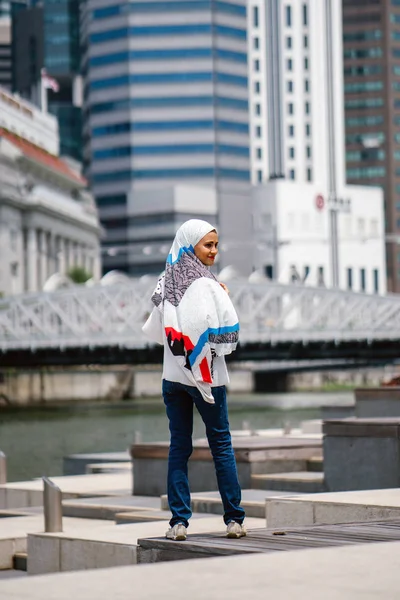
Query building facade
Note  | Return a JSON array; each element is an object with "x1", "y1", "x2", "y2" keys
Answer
[
  {"x1": 342, "y1": 0, "x2": 400, "y2": 292},
  {"x1": 0, "y1": 16, "x2": 11, "y2": 89},
  {"x1": 244, "y1": 0, "x2": 387, "y2": 290},
  {"x1": 247, "y1": 0, "x2": 346, "y2": 192},
  {"x1": 12, "y1": 0, "x2": 83, "y2": 162},
  {"x1": 81, "y1": 0, "x2": 252, "y2": 276},
  {"x1": 252, "y1": 180, "x2": 387, "y2": 294},
  {"x1": 0, "y1": 86, "x2": 101, "y2": 296}
]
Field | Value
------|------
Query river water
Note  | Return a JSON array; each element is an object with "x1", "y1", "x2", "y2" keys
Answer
[{"x1": 0, "y1": 391, "x2": 353, "y2": 482}]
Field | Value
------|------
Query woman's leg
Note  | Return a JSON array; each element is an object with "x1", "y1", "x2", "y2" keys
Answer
[
  {"x1": 162, "y1": 379, "x2": 194, "y2": 528},
  {"x1": 192, "y1": 385, "x2": 245, "y2": 525}
]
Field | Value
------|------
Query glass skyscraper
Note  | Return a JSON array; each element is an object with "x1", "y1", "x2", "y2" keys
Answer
[
  {"x1": 81, "y1": 0, "x2": 251, "y2": 275},
  {"x1": 12, "y1": 0, "x2": 82, "y2": 161}
]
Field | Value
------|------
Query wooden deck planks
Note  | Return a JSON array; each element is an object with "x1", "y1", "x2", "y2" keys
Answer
[{"x1": 137, "y1": 519, "x2": 400, "y2": 563}]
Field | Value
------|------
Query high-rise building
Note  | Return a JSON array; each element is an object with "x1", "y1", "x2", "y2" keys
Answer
[
  {"x1": 248, "y1": 0, "x2": 346, "y2": 192},
  {"x1": 81, "y1": 0, "x2": 252, "y2": 276},
  {"x1": 0, "y1": 16, "x2": 11, "y2": 90},
  {"x1": 12, "y1": 0, "x2": 83, "y2": 162},
  {"x1": 342, "y1": 0, "x2": 400, "y2": 292},
  {"x1": 247, "y1": 0, "x2": 386, "y2": 291}
]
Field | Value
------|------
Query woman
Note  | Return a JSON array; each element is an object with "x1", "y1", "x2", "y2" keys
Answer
[{"x1": 142, "y1": 219, "x2": 246, "y2": 541}]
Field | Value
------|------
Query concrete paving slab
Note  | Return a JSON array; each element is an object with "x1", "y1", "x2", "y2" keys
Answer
[
  {"x1": 2, "y1": 540, "x2": 400, "y2": 599},
  {"x1": 86, "y1": 462, "x2": 131, "y2": 474},
  {"x1": 62, "y1": 495, "x2": 160, "y2": 520},
  {"x1": 115, "y1": 510, "x2": 213, "y2": 524},
  {"x1": 27, "y1": 516, "x2": 265, "y2": 575},
  {"x1": 267, "y1": 488, "x2": 400, "y2": 528},
  {"x1": 0, "y1": 473, "x2": 132, "y2": 510},
  {"x1": 0, "y1": 515, "x2": 105, "y2": 570},
  {"x1": 63, "y1": 452, "x2": 130, "y2": 476}
]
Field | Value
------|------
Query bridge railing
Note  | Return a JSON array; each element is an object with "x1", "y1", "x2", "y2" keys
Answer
[{"x1": 0, "y1": 279, "x2": 400, "y2": 350}]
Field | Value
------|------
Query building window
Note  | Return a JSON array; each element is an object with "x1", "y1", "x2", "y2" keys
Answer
[
  {"x1": 347, "y1": 268, "x2": 353, "y2": 290},
  {"x1": 255, "y1": 103, "x2": 261, "y2": 115},
  {"x1": 305, "y1": 123, "x2": 311, "y2": 137},
  {"x1": 304, "y1": 57, "x2": 309, "y2": 70},
  {"x1": 256, "y1": 147, "x2": 262, "y2": 159},
  {"x1": 288, "y1": 125, "x2": 295, "y2": 137},
  {"x1": 318, "y1": 266, "x2": 325, "y2": 287},
  {"x1": 303, "y1": 3, "x2": 308, "y2": 26},
  {"x1": 257, "y1": 170, "x2": 263, "y2": 182},
  {"x1": 253, "y1": 37, "x2": 259, "y2": 49},
  {"x1": 305, "y1": 79, "x2": 310, "y2": 92},
  {"x1": 287, "y1": 80, "x2": 293, "y2": 92},
  {"x1": 256, "y1": 125, "x2": 262, "y2": 137},
  {"x1": 254, "y1": 59, "x2": 260, "y2": 72},
  {"x1": 360, "y1": 268, "x2": 366, "y2": 291},
  {"x1": 373, "y1": 269, "x2": 379, "y2": 293},
  {"x1": 305, "y1": 101, "x2": 310, "y2": 114},
  {"x1": 287, "y1": 58, "x2": 293, "y2": 71},
  {"x1": 253, "y1": 6, "x2": 259, "y2": 27},
  {"x1": 289, "y1": 169, "x2": 295, "y2": 180},
  {"x1": 306, "y1": 168, "x2": 312, "y2": 181},
  {"x1": 288, "y1": 102, "x2": 294, "y2": 115},
  {"x1": 306, "y1": 145, "x2": 311, "y2": 158},
  {"x1": 254, "y1": 81, "x2": 260, "y2": 93},
  {"x1": 289, "y1": 147, "x2": 295, "y2": 159},
  {"x1": 285, "y1": 5, "x2": 292, "y2": 26},
  {"x1": 286, "y1": 36, "x2": 292, "y2": 48},
  {"x1": 304, "y1": 35, "x2": 308, "y2": 48}
]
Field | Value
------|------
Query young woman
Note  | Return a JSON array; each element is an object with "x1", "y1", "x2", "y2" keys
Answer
[{"x1": 142, "y1": 219, "x2": 246, "y2": 541}]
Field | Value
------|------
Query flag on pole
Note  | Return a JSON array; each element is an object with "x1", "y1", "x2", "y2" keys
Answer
[{"x1": 41, "y1": 68, "x2": 60, "y2": 93}]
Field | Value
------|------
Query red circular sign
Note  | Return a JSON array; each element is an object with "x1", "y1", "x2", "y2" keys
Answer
[{"x1": 315, "y1": 194, "x2": 325, "y2": 210}]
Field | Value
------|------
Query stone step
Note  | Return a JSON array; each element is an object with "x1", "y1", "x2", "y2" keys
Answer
[
  {"x1": 252, "y1": 472, "x2": 326, "y2": 494},
  {"x1": 160, "y1": 489, "x2": 293, "y2": 519},
  {"x1": 12, "y1": 552, "x2": 27, "y2": 572},
  {"x1": 306, "y1": 457, "x2": 324, "y2": 472}
]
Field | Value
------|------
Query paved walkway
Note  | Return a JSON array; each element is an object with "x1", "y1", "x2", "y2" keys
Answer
[{"x1": 1, "y1": 540, "x2": 399, "y2": 599}]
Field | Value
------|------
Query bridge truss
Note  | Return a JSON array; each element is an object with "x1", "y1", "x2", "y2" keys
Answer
[{"x1": 1, "y1": 279, "x2": 400, "y2": 356}]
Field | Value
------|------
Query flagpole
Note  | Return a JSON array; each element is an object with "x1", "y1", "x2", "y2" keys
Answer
[{"x1": 40, "y1": 69, "x2": 48, "y2": 113}]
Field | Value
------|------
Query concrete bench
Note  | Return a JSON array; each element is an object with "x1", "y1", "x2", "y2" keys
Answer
[
  {"x1": 130, "y1": 437, "x2": 322, "y2": 496},
  {"x1": 323, "y1": 417, "x2": 400, "y2": 491},
  {"x1": 355, "y1": 387, "x2": 400, "y2": 418}
]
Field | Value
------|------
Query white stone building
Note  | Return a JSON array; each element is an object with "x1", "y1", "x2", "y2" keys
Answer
[
  {"x1": 252, "y1": 180, "x2": 386, "y2": 294},
  {"x1": 0, "y1": 86, "x2": 101, "y2": 296},
  {"x1": 246, "y1": 0, "x2": 386, "y2": 291}
]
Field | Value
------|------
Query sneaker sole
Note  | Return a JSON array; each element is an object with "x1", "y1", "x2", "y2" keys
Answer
[{"x1": 226, "y1": 532, "x2": 246, "y2": 539}]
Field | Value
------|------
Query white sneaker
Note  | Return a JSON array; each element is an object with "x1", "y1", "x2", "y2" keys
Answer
[
  {"x1": 226, "y1": 521, "x2": 247, "y2": 539},
  {"x1": 165, "y1": 523, "x2": 187, "y2": 541}
]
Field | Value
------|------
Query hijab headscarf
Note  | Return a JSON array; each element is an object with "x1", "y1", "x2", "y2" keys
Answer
[{"x1": 143, "y1": 219, "x2": 239, "y2": 403}]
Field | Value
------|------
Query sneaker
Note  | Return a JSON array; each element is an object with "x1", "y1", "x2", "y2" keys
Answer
[
  {"x1": 165, "y1": 523, "x2": 187, "y2": 541},
  {"x1": 226, "y1": 521, "x2": 247, "y2": 539}
]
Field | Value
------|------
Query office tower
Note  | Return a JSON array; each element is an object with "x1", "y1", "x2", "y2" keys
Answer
[
  {"x1": 12, "y1": 0, "x2": 83, "y2": 162},
  {"x1": 248, "y1": 0, "x2": 346, "y2": 191},
  {"x1": 247, "y1": 1, "x2": 386, "y2": 292},
  {"x1": 81, "y1": 0, "x2": 252, "y2": 276},
  {"x1": 342, "y1": 0, "x2": 400, "y2": 292},
  {"x1": 0, "y1": 16, "x2": 11, "y2": 89}
]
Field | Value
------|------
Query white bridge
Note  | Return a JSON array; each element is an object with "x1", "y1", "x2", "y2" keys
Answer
[{"x1": 0, "y1": 278, "x2": 400, "y2": 353}]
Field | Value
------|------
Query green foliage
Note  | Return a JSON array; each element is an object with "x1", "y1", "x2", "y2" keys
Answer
[{"x1": 67, "y1": 266, "x2": 92, "y2": 284}]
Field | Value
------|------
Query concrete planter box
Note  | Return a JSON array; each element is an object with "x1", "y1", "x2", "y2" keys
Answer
[
  {"x1": 355, "y1": 387, "x2": 400, "y2": 418},
  {"x1": 323, "y1": 417, "x2": 400, "y2": 492},
  {"x1": 130, "y1": 438, "x2": 321, "y2": 496}
]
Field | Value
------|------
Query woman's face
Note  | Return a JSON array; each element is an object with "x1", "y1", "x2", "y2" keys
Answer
[{"x1": 194, "y1": 231, "x2": 218, "y2": 266}]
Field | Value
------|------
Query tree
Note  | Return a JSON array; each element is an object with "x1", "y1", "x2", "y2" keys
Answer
[{"x1": 67, "y1": 266, "x2": 92, "y2": 284}]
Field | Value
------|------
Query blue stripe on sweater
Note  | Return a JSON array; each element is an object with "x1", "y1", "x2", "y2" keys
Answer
[{"x1": 189, "y1": 324, "x2": 240, "y2": 367}]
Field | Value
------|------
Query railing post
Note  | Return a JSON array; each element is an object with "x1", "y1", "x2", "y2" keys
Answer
[
  {"x1": 43, "y1": 476, "x2": 63, "y2": 532},
  {"x1": 0, "y1": 451, "x2": 6, "y2": 484}
]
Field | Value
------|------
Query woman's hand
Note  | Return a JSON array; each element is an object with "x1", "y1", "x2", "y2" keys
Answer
[{"x1": 219, "y1": 282, "x2": 230, "y2": 295}]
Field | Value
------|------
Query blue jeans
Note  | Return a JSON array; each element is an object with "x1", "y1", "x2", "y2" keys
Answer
[{"x1": 162, "y1": 379, "x2": 245, "y2": 528}]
